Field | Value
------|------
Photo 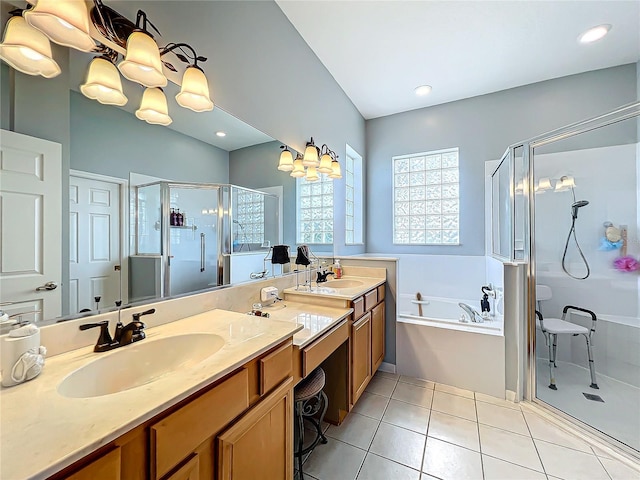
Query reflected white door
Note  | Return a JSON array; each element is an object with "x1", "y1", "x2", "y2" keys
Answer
[
  {"x1": 69, "y1": 176, "x2": 120, "y2": 313},
  {"x1": 0, "y1": 130, "x2": 62, "y2": 323}
]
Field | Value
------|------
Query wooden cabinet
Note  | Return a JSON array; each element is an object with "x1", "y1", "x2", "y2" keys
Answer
[
  {"x1": 65, "y1": 447, "x2": 121, "y2": 480},
  {"x1": 218, "y1": 378, "x2": 294, "y2": 480},
  {"x1": 165, "y1": 455, "x2": 199, "y2": 480},
  {"x1": 351, "y1": 312, "x2": 372, "y2": 404},
  {"x1": 371, "y1": 302, "x2": 385, "y2": 372}
]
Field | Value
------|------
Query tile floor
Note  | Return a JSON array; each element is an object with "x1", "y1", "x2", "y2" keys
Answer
[{"x1": 298, "y1": 372, "x2": 640, "y2": 480}]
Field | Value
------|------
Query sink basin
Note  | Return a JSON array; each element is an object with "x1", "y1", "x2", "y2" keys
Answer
[
  {"x1": 324, "y1": 279, "x2": 364, "y2": 288},
  {"x1": 58, "y1": 333, "x2": 225, "y2": 398}
]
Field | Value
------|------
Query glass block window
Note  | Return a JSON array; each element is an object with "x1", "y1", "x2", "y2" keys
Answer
[
  {"x1": 393, "y1": 148, "x2": 459, "y2": 245},
  {"x1": 297, "y1": 175, "x2": 334, "y2": 244},
  {"x1": 235, "y1": 190, "x2": 264, "y2": 245},
  {"x1": 345, "y1": 145, "x2": 363, "y2": 244}
]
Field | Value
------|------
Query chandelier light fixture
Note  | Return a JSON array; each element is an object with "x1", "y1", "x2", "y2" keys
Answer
[
  {"x1": 0, "y1": 2, "x2": 214, "y2": 128},
  {"x1": 278, "y1": 140, "x2": 341, "y2": 181},
  {"x1": 290, "y1": 154, "x2": 306, "y2": 178},
  {"x1": 277, "y1": 145, "x2": 294, "y2": 171},
  {"x1": 302, "y1": 137, "x2": 320, "y2": 167}
]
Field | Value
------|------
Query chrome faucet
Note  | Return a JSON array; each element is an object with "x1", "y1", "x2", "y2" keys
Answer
[
  {"x1": 458, "y1": 303, "x2": 483, "y2": 323},
  {"x1": 80, "y1": 308, "x2": 154, "y2": 352}
]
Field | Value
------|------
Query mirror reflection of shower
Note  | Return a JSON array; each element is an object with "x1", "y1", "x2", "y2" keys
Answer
[
  {"x1": 559, "y1": 176, "x2": 591, "y2": 280},
  {"x1": 233, "y1": 219, "x2": 250, "y2": 252}
]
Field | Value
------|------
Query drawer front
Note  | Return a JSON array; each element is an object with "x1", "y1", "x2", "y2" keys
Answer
[
  {"x1": 364, "y1": 289, "x2": 378, "y2": 312},
  {"x1": 377, "y1": 284, "x2": 385, "y2": 302},
  {"x1": 260, "y1": 340, "x2": 293, "y2": 395},
  {"x1": 302, "y1": 320, "x2": 349, "y2": 377},
  {"x1": 352, "y1": 296, "x2": 365, "y2": 319},
  {"x1": 151, "y1": 369, "x2": 249, "y2": 479}
]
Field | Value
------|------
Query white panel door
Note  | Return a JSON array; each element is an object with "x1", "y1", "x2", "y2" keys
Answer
[
  {"x1": 69, "y1": 176, "x2": 120, "y2": 313},
  {"x1": 0, "y1": 129, "x2": 62, "y2": 323}
]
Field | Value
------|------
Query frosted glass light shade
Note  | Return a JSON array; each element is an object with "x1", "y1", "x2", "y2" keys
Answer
[
  {"x1": 328, "y1": 160, "x2": 342, "y2": 179},
  {"x1": 554, "y1": 175, "x2": 575, "y2": 192},
  {"x1": 278, "y1": 148, "x2": 294, "y2": 171},
  {"x1": 302, "y1": 144, "x2": 319, "y2": 167},
  {"x1": 305, "y1": 165, "x2": 319, "y2": 182},
  {"x1": 80, "y1": 57, "x2": 127, "y2": 106},
  {"x1": 136, "y1": 88, "x2": 172, "y2": 126},
  {"x1": 176, "y1": 66, "x2": 213, "y2": 112},
  {"x1": 535, "y1": 177, "x2": 552, "y2": 192},
  {"x1": 24, "y1": 0, "x2": 95, "y2": 52},
  {"x1": 0, "y1": 16, "x2": 61, "y2": 78},
  {"x1": 290, "y1": 158, "x2": 305, "y2": 178},
  {"x1": 318, "y1": 152, "x2": 333, "y2": 173},
  {"x1": 118, "y1": 31, "x2": 167, "y2": 88}
]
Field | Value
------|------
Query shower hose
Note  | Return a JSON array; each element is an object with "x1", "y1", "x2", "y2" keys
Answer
[{"x1": 561, "y1": 215, "x2": 590, "y2": 280}]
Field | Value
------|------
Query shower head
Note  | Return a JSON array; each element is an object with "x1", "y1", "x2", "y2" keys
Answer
[{"x1": 571, "y1": 200, "x2": 589, "y2": 219}]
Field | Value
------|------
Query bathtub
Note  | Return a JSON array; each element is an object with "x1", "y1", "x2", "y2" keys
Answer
[
  {"x1": 398, "y1": 294, "x2": 504, "y2": 336},
  {"x1": 396, "y1": 294, "x2": 506, "y2": 397}
]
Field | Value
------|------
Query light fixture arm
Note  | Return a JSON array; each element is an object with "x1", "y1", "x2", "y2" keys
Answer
[
  {"x1": 135, "y1": 10, "x2": 161, "y2": 37},
  {"x1": 160, "y1": 42, "x2": 207, "y2": 68}
]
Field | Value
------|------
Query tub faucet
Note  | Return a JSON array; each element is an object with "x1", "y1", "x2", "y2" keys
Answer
[{"x1": 458, "y1": 303, "x2": 483, "y2": 323}]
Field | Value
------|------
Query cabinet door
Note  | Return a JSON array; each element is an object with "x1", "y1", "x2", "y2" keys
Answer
[
  {"x1": 166, "y1": 454, "x2": 199, "y2": 480},
  {"x1": 371, "y1": 302, "x2": 385, "y2": 372},
  {"x1": 351, "y1": 312, "x2": 372, "y2": 404},
  {"x1": 218, "y1": 378, "x2": 294, "y2": 480},
  {"x1": 65, "y1": 447, "x2": 121, "y2": 480}
]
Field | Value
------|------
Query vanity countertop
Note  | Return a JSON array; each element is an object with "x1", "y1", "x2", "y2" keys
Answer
[
  {"x1": 260, "y1": 301, "x2": 353, "y2": 348},
  {"x1": 282, "y1": 275, "x2": 385, "y2": 302},
  {"x1": 0, "y1": 309, "x2": 302, "y2": 480}
]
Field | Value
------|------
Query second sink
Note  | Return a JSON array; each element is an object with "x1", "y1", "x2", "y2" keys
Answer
[
  {"x1": 324, "y1": 279, "x2": 364, "y2": 288},
  {"x1": 58, "y1": 333, "x2": 225, "y2": 398}
]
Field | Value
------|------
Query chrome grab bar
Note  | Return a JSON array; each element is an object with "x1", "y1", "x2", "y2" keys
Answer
[{"x1": 200, "y1": 233, "x2": 205, "y2": 272}]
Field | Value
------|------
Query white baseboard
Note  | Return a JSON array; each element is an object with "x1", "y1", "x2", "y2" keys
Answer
[
  {"x1": 379, "y1": 362, "x2": 396, "y2": 374},
  {"x1": 506, "y1": 389, "x2": 518, "y2": 403}
]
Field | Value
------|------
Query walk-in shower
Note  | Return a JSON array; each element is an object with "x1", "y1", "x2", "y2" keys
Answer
[{"x1": 491, "y1": 102, "x2": 640, "y2": 456}]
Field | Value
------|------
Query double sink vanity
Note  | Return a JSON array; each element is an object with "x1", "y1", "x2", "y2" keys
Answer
[{"x1": 0, "y1": 267, "x2": 386, "y2": 480}]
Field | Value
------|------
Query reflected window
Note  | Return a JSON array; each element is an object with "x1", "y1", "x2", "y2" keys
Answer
[
  {"x1": 345, "y1": 145, "x2": 363, "y2": 244},
  {"x1": 235, "y1": 190, "x2": 265, "y2": 246},
  {"x1": 392, "y1": 147, "x2": 460, "y2": 245},
  {"x1": 297, "y1": 176, "x2": 333, "y2": 244}
]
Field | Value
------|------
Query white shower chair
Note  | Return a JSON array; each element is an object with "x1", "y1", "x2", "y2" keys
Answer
[{"x1": 535, "y1": 285, "x2": 599, "y2": 391}]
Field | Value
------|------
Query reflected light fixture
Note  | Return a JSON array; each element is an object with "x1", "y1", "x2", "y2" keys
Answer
[
  {"x1": 535, "y1": 177, "x2": 552, "y2": 193},
  {"x1": 329, "y1": 158, "x2": 342, "y2": 179},
  {"x1": 290, "y1": 154, "x2": 306, "y2": 178},
  {"x1": 278, "y1": 145, "x2": 294, "y2": 171},
  {"x1": 302, "y1": 137, "x2": 320, "y2": 167},
  {"x1": 318, "y1": 145, "x2": 334, "y2": 174},
  {"x1": 305, "y1": 165, "x2": 319, "y2": 182},
  {"x1": 23, "y1": 0, "x2": 95, "y2": 52},
  {"x1": 175, "y1": 65, "x2": 213, "y2": 112},
  {"x1": 0, "y1": 16, "x2": 61, "y2": 78},
  {"x1": 80, "y1": 56, "x2": 127, "y2": 106},
  {"x1": 578, "y1": 24, "x2": 611, "y2": 44},
  {"x1": 216, "y1": 131, "x2": 226, "y2": 137},
  {"x1": 554, "y1": 175, "x2": 575, "y2": 192},
  {"x1": 414, "y1": 85, "x2": 432, "y2": 96},
  {"x1": 136, "y1": 87, "x2": 172, "y2": 126}
]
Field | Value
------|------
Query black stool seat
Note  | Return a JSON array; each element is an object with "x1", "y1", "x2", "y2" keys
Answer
[{"x1": 294, "y1": 368, "x2": 328, "y2": 480}]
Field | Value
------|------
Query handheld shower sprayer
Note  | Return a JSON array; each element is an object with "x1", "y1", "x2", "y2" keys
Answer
[
  {"x1": 571, "y1": 200, "x2": 589, "y2": 219},
  {"x1": 562, "y1": 186, "x2": 590, "y2": 279}
]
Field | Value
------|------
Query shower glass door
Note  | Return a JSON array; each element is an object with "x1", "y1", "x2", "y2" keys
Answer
[
  {"x1": 530, "y1": 106, "x2": 640, "y2": 453},
  {"x1": 164, "y1": 184, "x2": 219, "y2": 296}
]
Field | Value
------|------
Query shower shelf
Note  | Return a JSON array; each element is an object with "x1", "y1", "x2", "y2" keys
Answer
[{"x1": 153, "y1": 222, "x2": 198, "y2": 231}]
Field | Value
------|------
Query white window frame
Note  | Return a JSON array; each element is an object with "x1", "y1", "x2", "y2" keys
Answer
[
  {"x1": 345, "y1": 144, "x2": 364, "y2": 245},
  {"x1": 296, "y1": 175, "x2": 334, "y2": 245},
  {"x1": 392, "y1": 147, "x2": 460, "y2": 245}
]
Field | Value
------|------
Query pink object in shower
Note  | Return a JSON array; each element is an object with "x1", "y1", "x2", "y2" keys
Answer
[{"x1": 613, "y1": 256, "x2": 640, "y2": 272}]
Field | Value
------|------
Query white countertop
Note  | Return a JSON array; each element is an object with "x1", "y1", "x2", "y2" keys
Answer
[
  {"x1": 283, "y1": 275, "x2": 385, "y2": 302},
  {"x1": 260, "y1": 301, "x2": 353, "y2": 348},
  {"x1": 0, "y1": 309, "x2": 302, "y2": 480}
]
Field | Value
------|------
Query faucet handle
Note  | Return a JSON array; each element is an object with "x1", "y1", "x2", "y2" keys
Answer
[
  {"x1": 132, "y1": 308, "x2": 155, "y2": 322},
  {"x1": 79, "y1": 320, "x2": 114, "y2": 352}
]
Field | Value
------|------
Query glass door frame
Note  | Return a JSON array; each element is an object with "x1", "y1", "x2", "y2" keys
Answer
[{"x1": 523, "y1": 102, "x2": 640, "y2": 458}]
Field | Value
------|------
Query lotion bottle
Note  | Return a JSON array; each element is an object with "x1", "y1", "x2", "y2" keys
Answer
[{"x1": 334, "y1": 259, "x2": 342, "y2": 279}]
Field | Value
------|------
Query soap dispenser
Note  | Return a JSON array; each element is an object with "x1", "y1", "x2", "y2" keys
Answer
[{"x1": 334, "y1": 259, "x2": 342, "y2": 279}]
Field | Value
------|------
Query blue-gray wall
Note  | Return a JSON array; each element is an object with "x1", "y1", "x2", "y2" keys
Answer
[
  {"x1": 365, "y1": 64, "x2": 638, "y2": 255},
  {"x1": 70, "y1": 92, "x2": 228, "y2": 182}
]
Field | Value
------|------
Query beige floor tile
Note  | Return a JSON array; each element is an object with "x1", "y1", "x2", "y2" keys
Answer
[
  {"x1": 392, "y1": 382, "x2": 434, "y2": 408},
  {"x1": 369, "y1": 422, "x2": 426, "y2": 471},
  {"x1": 420, "y1": 475, "x2": 441, "y2": 480},
  {"x1": 482, "y1": 455, "x2": 547, "y2": 480},
  {"x1": 435, "y1": 383, "x2": 475, "y2": 399},
  {"x1": 382, "y1": 399, "x2": 430, "y2": 434},
  {"x1": 375, "y1": 371, "x2": 400, "y2": 381},
  {"x1": 431, "y1": 391, "x2": 477, "y2": 421},
  {"x1": 599, "y1": 457, "x2": 640, "y2": 480},
  {"x1": 422, "y1": 437, "x2": 483, "y2": 479},
  {"x1": 478, "y1": 424, "x2": 543, "y2": 472},
  {"x1": 352, "y1": 392, "x2": 390, "y2": 420},
  {"x1": 522, "y1": 411, "x2": 592, "y2": 453},
  {"x1": 591, "y1": 445, "x2": 615, "y2": 459},
  {"x1": 365, "y1": 376, "x2": 397, "y2": 397},
  {"x1": 356, "y1": 453, "x2": 421, "y2": 480},
  {"x1": 326, "y1": 412, "x2": 380, "y2": 450},
  {"x1": 400, "y1": 376, "x2": 436, "y2": 389},
  {"x1": 303, "y1": 439, "x2": 366, "y2": 480},
  {"x1": 476, "y1": 401, "x2": 529, "y2": 436},
  {"x1": 428, "y1": 410, "x2": 480, "y2": 452},
  {"x1": 475, "y1": 392, "x2": 521, "y2": 411},
  {"x1": 535, "y1": 439, "x2": 610, "y2": 480}
]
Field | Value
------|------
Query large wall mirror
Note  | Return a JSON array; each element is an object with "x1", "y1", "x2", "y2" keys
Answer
[{"x1": 0, "y1": 0, "x2": 336, "y2": 329}]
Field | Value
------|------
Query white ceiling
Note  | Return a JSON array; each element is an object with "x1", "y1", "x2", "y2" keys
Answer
[{"x1": 276, "y1": 1, "x2": 640, "y2": 119}]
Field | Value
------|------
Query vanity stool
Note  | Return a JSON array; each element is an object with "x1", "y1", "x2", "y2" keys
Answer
[{"x1": 294, "y1": 367, "x2": 328, "y2": 479}]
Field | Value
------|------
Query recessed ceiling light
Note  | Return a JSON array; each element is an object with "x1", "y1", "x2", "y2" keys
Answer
[
  {"x1": 578, "y1": 24, "x2": 611, "y2": 44},
  {"x1": 414, "y1": 85, "x2": 432, "y2": 96},
  {"x1": 216, "y1": 131, "x2": 226, "y2": 137}
]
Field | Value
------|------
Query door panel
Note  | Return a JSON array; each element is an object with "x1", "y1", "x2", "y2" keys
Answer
[{"x1": 0, "y1": 130, "x2": 62, "y2": 324}]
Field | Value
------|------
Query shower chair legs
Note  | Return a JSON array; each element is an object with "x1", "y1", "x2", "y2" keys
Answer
[{"x1": 544, "y1": 332, "x2": 599, "y2": 390}]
